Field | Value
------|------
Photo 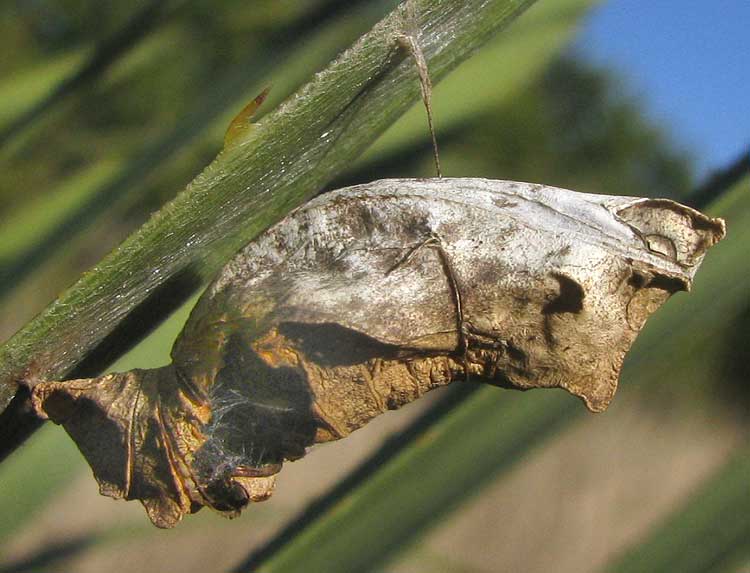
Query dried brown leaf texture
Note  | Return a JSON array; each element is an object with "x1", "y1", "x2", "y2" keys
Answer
[{"x1": 31, "y1": 178, "x2": 725, "y2": 527}]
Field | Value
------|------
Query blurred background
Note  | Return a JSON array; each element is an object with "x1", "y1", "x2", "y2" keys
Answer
[{"x1": 0, "y1": 0, "x2": 748, "y2": 572}]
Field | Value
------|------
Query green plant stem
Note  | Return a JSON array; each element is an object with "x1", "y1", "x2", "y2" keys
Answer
[{"x1": 0, "y1": 0, "x2": 538, "y2": 455}]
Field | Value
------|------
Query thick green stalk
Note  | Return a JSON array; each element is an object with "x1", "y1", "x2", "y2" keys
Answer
[{"x1": 0, "y1": 0, "x2": 537, "y2": 448}]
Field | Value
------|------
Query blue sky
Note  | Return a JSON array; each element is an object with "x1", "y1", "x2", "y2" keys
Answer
[{"x1": 575, "y1": 0, "x2": 749, "y2": 177}]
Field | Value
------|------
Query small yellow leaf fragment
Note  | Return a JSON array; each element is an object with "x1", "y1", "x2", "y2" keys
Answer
[{"x1": 223, "y1": 87, "x2": 271, "y2": 149}]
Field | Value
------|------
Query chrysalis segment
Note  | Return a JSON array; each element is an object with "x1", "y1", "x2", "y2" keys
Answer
[{"x1": 31, "y1": 178, "x2": 725, "y2": 527}]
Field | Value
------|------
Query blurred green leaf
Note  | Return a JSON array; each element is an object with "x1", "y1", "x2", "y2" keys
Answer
[
  {"x1": 0, "y1": 424, "x2": 80, "y2": 542},
  {"x1": 238, "y1": 388, "x2": 578, "y2": 573},
  {"x1": 0, "y1": 0, "x2": 187, "y2": 149},
  {"x1": 606, "y1": 443, "x2": 750, "y2": 573},
  {"x1": 0, "y1": 50, "x2": 85, "y2": 129},
  {"x1": 600, "y1": 173, "x2": 750, "y2": 573},
  {"x1": 0, "y1": 161, "x2": 118, "y2": 261}
]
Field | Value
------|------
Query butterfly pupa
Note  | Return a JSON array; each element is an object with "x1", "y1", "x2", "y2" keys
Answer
[
  {"x1": 31, "y1": 178, "x2": 725, "y2": 527},
  {"x1": 29, "y1": 34, "x2": 726, "y2": 529}
]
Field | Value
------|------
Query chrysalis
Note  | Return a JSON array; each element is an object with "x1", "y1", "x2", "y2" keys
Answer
[
  {"x1": 31, "y1": 179, "x2": 724, "y2": 527},
  {"x1": 29, "y1": 34, "x2": 725, "y2": 528}
]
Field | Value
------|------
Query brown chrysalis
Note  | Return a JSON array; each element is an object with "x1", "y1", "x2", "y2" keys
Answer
[
  {"x1": 28, "y1": 33, "x2": 725, "y2": 528},
  {"x1": 31, "y1": 179, "x2": 724, "y2": 527}
]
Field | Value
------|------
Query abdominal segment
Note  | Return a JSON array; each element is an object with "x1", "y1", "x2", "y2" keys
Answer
[{"x1": 192, "y1": 321, "x2": 462, "y2": 483}]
